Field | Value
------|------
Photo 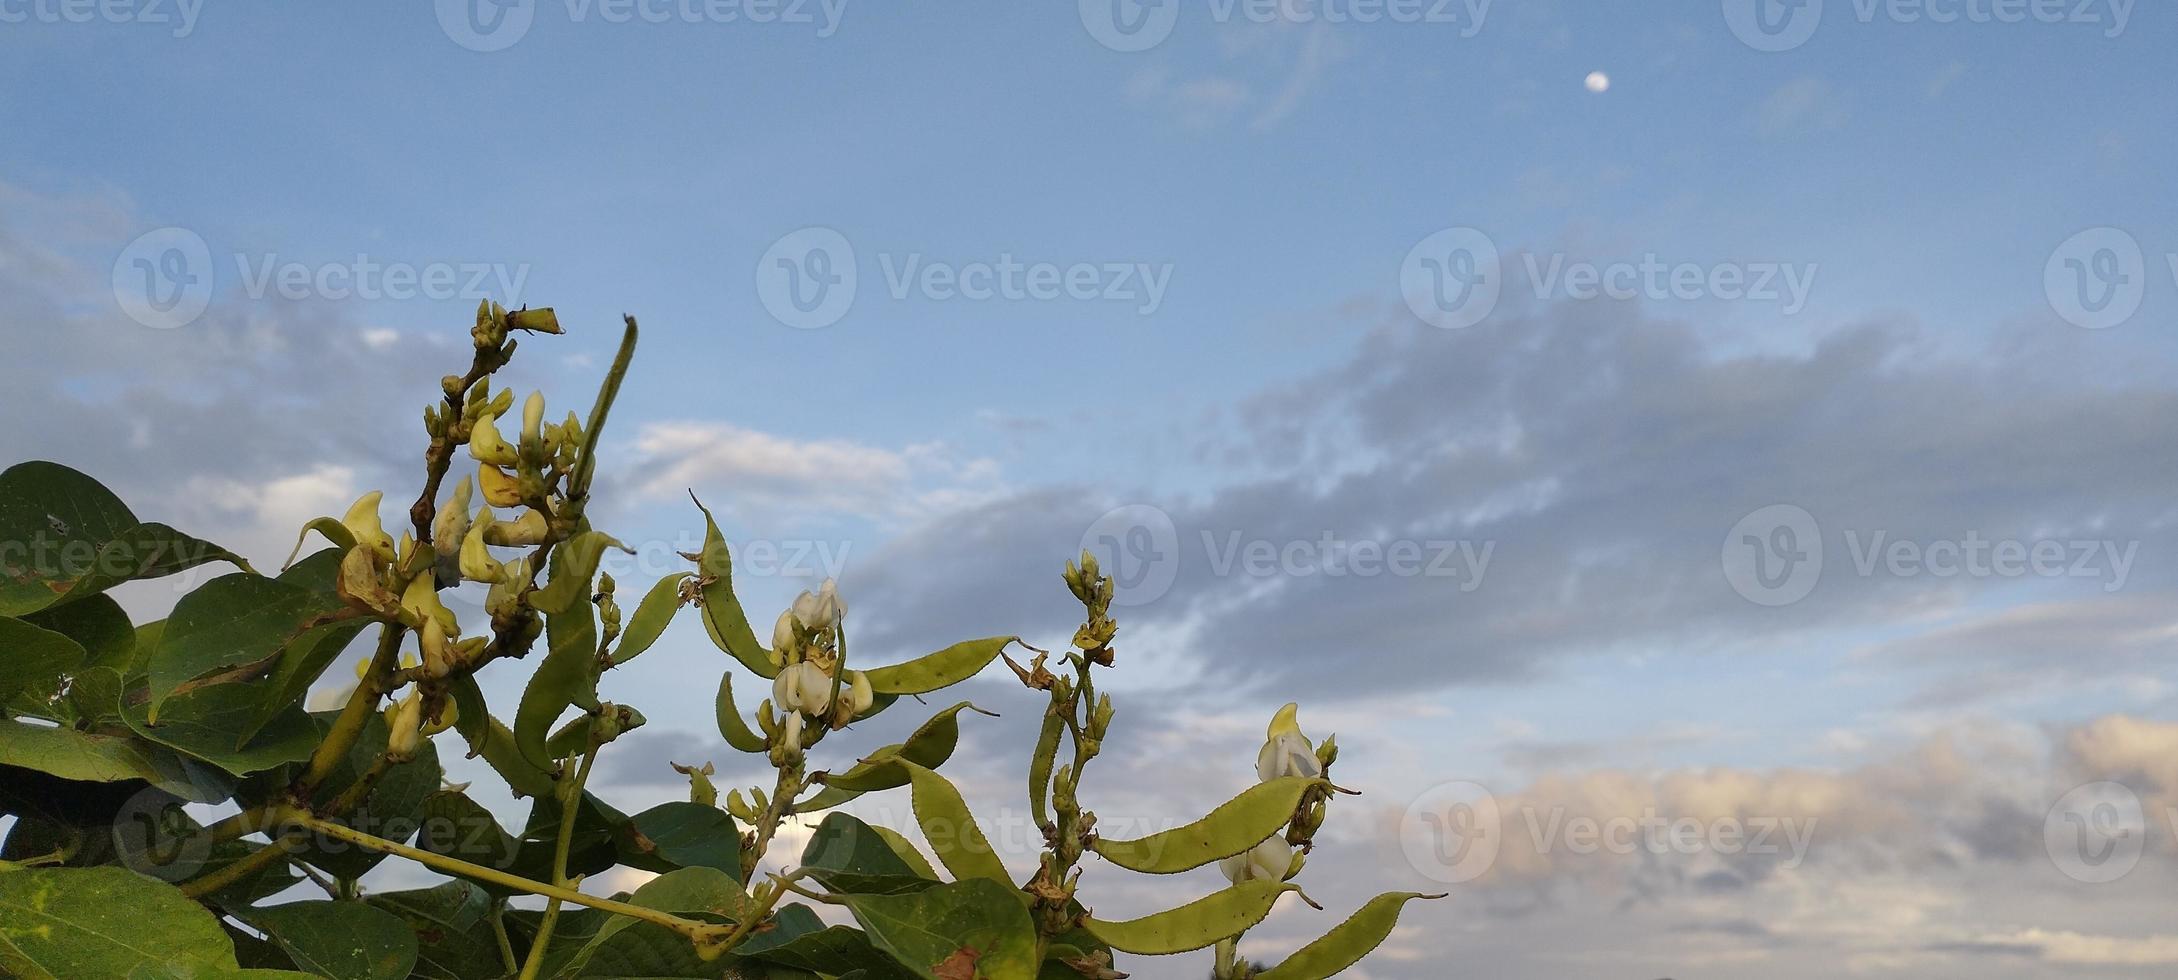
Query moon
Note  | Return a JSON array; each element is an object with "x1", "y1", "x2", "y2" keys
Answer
[{"x1": 1584, "y1": 71, "x2": 1610, "y2": 93}]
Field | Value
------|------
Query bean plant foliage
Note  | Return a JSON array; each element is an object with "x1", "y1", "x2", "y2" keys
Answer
[{"x1": 0, "y1": 306, "x2": 1437, "y2": 980}]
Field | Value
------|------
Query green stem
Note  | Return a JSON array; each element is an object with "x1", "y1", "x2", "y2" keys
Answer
[
  {"x1": 298, "y1": 623, "x2": 404, "y2": 793},
  {"x1": 283, "y1": 809, "x2": 718, "y2": 940},
  {"x1": 519, "y1": 742, "x2": 600, "y2": 980}
]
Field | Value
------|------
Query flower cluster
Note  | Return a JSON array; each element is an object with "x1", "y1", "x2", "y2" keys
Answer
[{"x1": 758, "y1": 579, "x2": 875, "y2": 764}]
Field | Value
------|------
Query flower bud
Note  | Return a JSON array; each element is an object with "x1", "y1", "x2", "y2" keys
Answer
[
  {"x1": 521, "y1": 391, "x2": 546, "y2": 448},
  {"x1": 725, "y1": 789, "x2": 754, "y2": 821},
  {"x1": 468, "y1": 409, "x2": 519, "y2": 467},
  {"x1": 772, "y1": 609, "x2": 801, "y2": 662},
  {"x1": 485, "y1": 509, "x2": 549, "y2": 547},
  {"x1": 486, "y1": 557, "x2": 530, "y2": 617},
  {"x1": 771, "y1": 712, "x2": 805, "y2": 766},
  {"x1": 386, "y1": 690, "x2": 425, "y2": 762},
  {"x1": 399, "y1": 572, "x2": 459, "y2": 636},
  {"x1": 847, "y1": 670, "x2": 874, "y2": 715},
  {"x1": 342, "y1": 491, "x2": 396, "y2": 563}
]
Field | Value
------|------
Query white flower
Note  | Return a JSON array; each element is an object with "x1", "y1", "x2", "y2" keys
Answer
[
  {"x1": 772, "y1": 608, "x2": 800, "y2": 660},
  {"x1": 772, "y1": 661, "x2": 833, "y2": 717},
  {"x1": 386, "y1": 690, "x2": 425, "y2": 761},
  {"x1": 468, "y1": 409, "x2": 519, "y2": 467},
  {"x1": 342, "y1": 490, "x2": 396, "y2": 563},
  {"x1": 792, "y1": 578, "x2": 845, "y2": 631},
  {"x1": 780, "y1": 712, "x2": 805, "y2": 759},
  {"x1": 1256, "y1": 702, "x2": 1323, "y2": 782},
  {"x1": 431, "y1": 477, "x2": 474, "y2": 559},
  {"x1": 521, "y1": 390, "x2": 546, "y2": 445},
  {"x1": 1218, "y1": 837, "x2": 1294, "y2": 885}
]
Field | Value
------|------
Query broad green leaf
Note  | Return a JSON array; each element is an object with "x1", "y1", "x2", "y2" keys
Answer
[
  {"x1": 1081, "y1": 880, "x2": 1299, "y2": 955},
  {"x1": 799, "y1": 813, "x2": 932, "y2": 896},
  {"x1": 0, "y1": 461, "x2": 243, "y2": 617},
  {"x1": 514, "y1": 602, "x2": 599, "y2": 769},
  {"x1": 1254, "y1": 892, "x2": 1443, "y2": 980},
  {"x1": 863, "y1": 638, "x2": 1018, "y2": 696},
  {"x1": 1089, "y1": 777, "x2": 1322, "y2": 875},
  {"x1": 690, "y1": 497, "x2": 778, "y2": 679},
  {"x1": 363, "y1": 882, "x2": 505, "y2": 980},
  {"x1": 121, "y1": 675, "x2": 320, "y2": 777},
  {"x1": 0, "y1": 615, "x2": 86, "y2": 717},
  {"x1": 839, "y1": 878, "x2": 1039, "y2": 980},
  {"x1": 0, "y1": 866, "x2": 241, "y2": 978},
  {"x1": 560, "y1": 867, "x2": 744, "y2": 977},
  {"x1": 244, "y1": 549, "x2": 370, "y2": 741},
  {"x1": 22, "y1": 593, "x2": 135, "y2": 672},
  {"x1": 146, "y1": 571, "x2": 350, "y2": 722},
  {"x1": 611, "y1": 571, "x2": 691, "y2": 665},
  {"x1": 621, "y1": 801, "x2": 741, "y2": 878},
  {"x1": 236, "y1": 901, "x2": 418, "y2": 980},
  {"x1": 414, "y1": 790, "x2": 521, "y2": 893},
  {"x1": 738, "y1": 906, "x2": 914, "y2": 978},
  {"x1": 0, "y1": 721, "x2": 194, "y2": 788}
]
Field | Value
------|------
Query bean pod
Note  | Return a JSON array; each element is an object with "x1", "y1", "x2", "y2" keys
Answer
[
  {"x1": 1255, "y1": 891, "x2": 1445, "y2": 980},
  {"x1": 1082, "y1": 880, "x2": 1300, "y2": 955},
  {"x1": 1089, "y1": 776, "x2": 1322, "y2": 874},
  {"x1": 863, "y1": 636, "x2": 1019, "y2": 695}
]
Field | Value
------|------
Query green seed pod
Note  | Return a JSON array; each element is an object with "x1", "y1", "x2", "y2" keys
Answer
[
  {"x1": 1253, "y1": 892, "x2": 1445, "y2": 980},
  {"x1": 1082, "y1": 880, "x2": 1301, "y2": 955},
  {"x1": 1090, "y1": 777, "x2": 1323, "y2": 875},
  {"x1": 861, "y1": 636, "x2": 1021, "y2": 695},
  {"x1": 715, "y1": 673, "x2": 770, "y2": 753}
]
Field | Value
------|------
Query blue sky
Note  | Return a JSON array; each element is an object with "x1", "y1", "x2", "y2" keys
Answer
[{"x1": 5, "y1": 2, "x2": 2178, "y2": 977}]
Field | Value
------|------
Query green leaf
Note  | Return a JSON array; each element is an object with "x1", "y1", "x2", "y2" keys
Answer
[
  {"x1": 1081, "y1": 880, "x2": 1300, "y2": 956},
  {"x1": 1254, "y1": 892, "x2": 1444, "y2": 980},
  {"x1": 362, "y1": 882, "x2": 505, "y2": 980},
  {"x1": 863, "y1": 638, "x2": 1018, "y2": 696},
  {"x1": 245, "y1": 550, "x2": 370, "y2": 740},
  {"x1": 690, "y1": 496, "x2": 777, "y2": 679},
  {"x1": 839, "y1": 878, "x2": 1039, "y2": 980},
  {"x1": 738, "y1": 906, "x2": 914, "y2": 978},
  {"x1": 146, "y1": 571, "x2": 350, "y2": 722},
  {"x1": 612, "y1": 571, "x2": 691, "y2": 665},
  {"x1": 413, "y1": 790, "x2": 522, "y2": 893},
  {"x1": 799, "y1": 813, "x2": 934, "y2": 896},
  {"x1": 714, "y1": 672, "x2": 770, "y2": 754},
  {"x1": 0, "y1": 721, "x2": 198, "y2": 794},
  {"x1": 22, "y1": 593, "x2": 136, "y2": 672},
  {"x1": 0, "y1": 866, "x2": 241, "y2": 978},
  {"x1": 622, "y1": 801, "x2": 742, "y2": 879},
  {"x1": 515, "y1": 602, "x2": 599, "y2": 770},
  {"x1": 121, "y1": 675, "x2": 320, "y2": 777},
  {"x1": 1088, "y1": 777, "x2": 1322, "y2": 875},
  {"x1": 868, "y1": 825, "x2": 943, "y2": 883},
  {"x1": 0, "y1": 461, "x2": 243, "y2": 617},
  {"x1": 236, "y1": 901, "x2": 418, "y2": 980},
  {"x1": 560, "y1": 867, "x2": 744, "y2": 977},
  {"x1": 0, "y1": 615, "x2": 87, "y2": 717}
]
